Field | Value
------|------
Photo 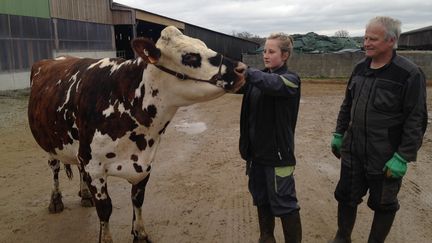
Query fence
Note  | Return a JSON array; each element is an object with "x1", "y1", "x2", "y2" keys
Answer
[{"x1": 243, "y1": 51, "x2": 432, "y2": 80}]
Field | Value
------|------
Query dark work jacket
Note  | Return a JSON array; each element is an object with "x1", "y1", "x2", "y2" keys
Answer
[
  {"x1": 239, "y1": 65, "x2": 301, "y2": 167},
  {"x1": 336, "y1": 51, "x2": 428, "y2": 174}
]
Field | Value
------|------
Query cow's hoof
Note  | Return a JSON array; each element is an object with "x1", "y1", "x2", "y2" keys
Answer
[
  {"x1": 81, "y1": 198, "x2": 94, "y2": 207},
  {"x1": 48, "y1": 192, "x2": 64, "y2": 213},
  {"x1": 133, "y1": 235, "x2": 151, "y2": 243},
  {"x1": 48, "y1": 201, "x2": 64, "y2": 213}
]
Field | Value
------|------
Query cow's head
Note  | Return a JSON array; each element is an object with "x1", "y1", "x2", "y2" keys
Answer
[{"x1": 131, "y1": 26, "x2": 246, "y2": 97}]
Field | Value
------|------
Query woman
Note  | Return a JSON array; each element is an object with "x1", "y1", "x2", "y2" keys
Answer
[{"x1": 239, "y1": 33, "x2": 302, "y2": 243}]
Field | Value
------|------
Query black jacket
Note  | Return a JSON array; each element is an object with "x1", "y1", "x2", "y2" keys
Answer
[
  {"x1": 239, "y1": 65, "x2": 301, "y2": 167},
  {"x1": 336, "y1": 51, "x2": 428, "y2": 174}
]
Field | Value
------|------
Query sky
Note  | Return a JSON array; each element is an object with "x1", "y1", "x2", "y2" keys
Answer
[{"x1": 114, "y1": 0, "x2": 432, "y2": 37}]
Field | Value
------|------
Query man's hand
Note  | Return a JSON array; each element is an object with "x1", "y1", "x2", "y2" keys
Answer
[
  {"x1": 331, "y1": 133, "x2": 343, "y2": 159},
  {"x1": 384, "y1": 153, "x2": 408, "y2": 178}
]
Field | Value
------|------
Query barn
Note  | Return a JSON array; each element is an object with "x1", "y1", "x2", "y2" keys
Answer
[
  {"x1": 398, "y1": 25, "x2": 432, "y2": 50},
  {"x1": 0, "y1": 0, "x2": 259, "y2": 90}
]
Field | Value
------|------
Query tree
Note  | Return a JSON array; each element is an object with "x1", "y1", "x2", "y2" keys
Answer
[
  {"x1": 232, "y1": 31, "x2": 265, "y2": 45},
  {"x1": 334, "y1": 29, "x2": 350, "y2": 38}
]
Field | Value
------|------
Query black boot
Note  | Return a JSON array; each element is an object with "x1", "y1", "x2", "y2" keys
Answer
[
  {"x1": 257, "y1": 205, "x2": 276, "y2": 243},
  {"x1": 367, "y1": 210, "x2": 396, "y2": 243},
  {"x1": 281, "y1": 211, "x2": 302, "y2": 243},
  {"x1": 329, "y1": 203, "x2": 357, "y2": 243}
]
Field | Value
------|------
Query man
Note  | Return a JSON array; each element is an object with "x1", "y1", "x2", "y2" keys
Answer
[{"x1": 329, "y1": 16, "x2": 428, "y2": 243}]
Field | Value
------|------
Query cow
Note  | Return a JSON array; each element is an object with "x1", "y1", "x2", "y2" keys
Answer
[{"x1": 28, "y1": 26, "x2": 246, "y2": 243}]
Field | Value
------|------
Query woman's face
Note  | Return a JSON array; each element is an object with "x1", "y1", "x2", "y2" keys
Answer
[{"x1": 263, "y1": 39, "x2": 288, "y2": 70}]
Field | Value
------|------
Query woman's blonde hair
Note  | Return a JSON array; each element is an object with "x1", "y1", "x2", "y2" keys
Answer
[{"x1": 267, "y1": 32, "x2": 294, "y2": 61}]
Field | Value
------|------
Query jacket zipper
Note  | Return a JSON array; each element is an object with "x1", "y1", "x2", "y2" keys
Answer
[{"x1": 363, "y1": 78, "x2": 376, "y2": 167}]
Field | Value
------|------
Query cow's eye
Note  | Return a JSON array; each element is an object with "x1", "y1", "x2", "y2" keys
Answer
[{"x1": 182, "y1": 53, "x2": 201, "y2": 68}]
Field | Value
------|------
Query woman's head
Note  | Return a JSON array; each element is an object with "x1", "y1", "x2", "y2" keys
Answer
[{"x1": 263, "y1": 33, "x2": 293, "y2": 70}]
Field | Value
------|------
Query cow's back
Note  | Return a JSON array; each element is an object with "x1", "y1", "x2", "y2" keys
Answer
[{"x1": 28, "y1": 56, "x2": 146, "y2": 157}]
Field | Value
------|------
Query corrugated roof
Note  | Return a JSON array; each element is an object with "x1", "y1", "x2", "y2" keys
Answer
[{"x1": 401, "y1": 26, "x2": 432, "y2": 35}]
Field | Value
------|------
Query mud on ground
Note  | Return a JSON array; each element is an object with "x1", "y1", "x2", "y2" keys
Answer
[{"x1": 0, "y1": 82, "x2": 431, "y2": 243}]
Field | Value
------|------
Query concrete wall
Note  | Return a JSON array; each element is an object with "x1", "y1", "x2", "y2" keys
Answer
[
  {"x1": 0, "y1": 50, "x2": 116, "y2": 91},
  {"x1": 243, "y1": 51, "x2": 432, "y2": 79}
]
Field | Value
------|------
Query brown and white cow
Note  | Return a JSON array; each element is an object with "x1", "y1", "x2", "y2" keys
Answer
[{"x1": 28, "y1": 26, "x2": 246, "y2": 243}]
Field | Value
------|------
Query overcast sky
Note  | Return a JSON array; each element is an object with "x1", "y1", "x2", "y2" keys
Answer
[{"x1": 114, "y1": 0, "x2": 432, "y2": 37}]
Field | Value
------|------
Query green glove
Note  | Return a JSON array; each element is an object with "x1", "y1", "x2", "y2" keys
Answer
[
  {"x1": 331, "y1": 133, "x2": 343, "y2": 159},
  {"x1": 384, "y1": 153, "x2": 408, "y2": 178}
]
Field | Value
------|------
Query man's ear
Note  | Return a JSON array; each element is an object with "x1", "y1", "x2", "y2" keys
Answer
[{"x1": 131, "y1": 38, "x2": 161, "y2": 64}]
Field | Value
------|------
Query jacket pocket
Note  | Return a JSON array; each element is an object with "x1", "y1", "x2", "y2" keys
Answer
[
  {"x1": 274, "y1": 166, "x2": 295, "y2": 196},
  {"x1": 372, "y1": 79, "x2": 403, "y2": 112},
  {"x1": 381, "y1": 177, "x2": 402, "y2": 205}
]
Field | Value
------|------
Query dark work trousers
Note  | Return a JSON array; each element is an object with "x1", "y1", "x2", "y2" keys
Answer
[
  {"x1": 248, "y1": 161, "x2": 300, "y2": 216},
  {"x1": 334, "y1": 158, "x2": 402, "y2": 212}
]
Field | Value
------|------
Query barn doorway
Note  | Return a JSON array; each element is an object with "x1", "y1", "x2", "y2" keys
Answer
[
  {"x1": 114, "y1": 25, "x2": 134, "y2": 59},
  {"x1": 136, "y1": 20, "x2": 166, "y2": 43}
]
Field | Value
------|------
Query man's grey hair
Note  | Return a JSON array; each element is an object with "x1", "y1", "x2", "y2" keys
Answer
[{"x1": 367, "y1": 16, "x2": 401, "y2": 49}]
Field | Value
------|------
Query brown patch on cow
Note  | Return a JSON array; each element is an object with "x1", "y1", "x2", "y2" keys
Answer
[
  {"x1": 159, "y1": 121, "x2": 170, "y2": 134},
  {"x1": 133, "y1": 104, "x2": 157, "y2": 127},
  {"x1": 99, "y1": 178, "x2": 105, "y2": 184},
  {"x1": 29, "y1": 56, "x2": 148, "y2": 161},
  {"x1": 130, "y1": 154, "x2": 138, "y2": 161},
  {"x1": 151, "y1": 89, "x2": 159, "y2": 97},
  {"x1": 117, "y1": 165, "x2": 122, "y2": 171},
  {"x1": 129, "y1": 132, "x2": 147, "y2": 150},
  {"x1": 106, "y1": 152, "x2": 116, "y2": 158},
  {"x1": 97, "y1": 193, "x2": 101, "y2": 198},
  {"x1": 133, "y1": 163, "x2": 143, "y2": 173},
  {"x1": 70, "y1": 128, "x2": 79, "y2": 140},
  {"x1": 146, "y1": 165, "x2": 151, "y2": 172},
  {"x1": 148, "y1": 139, "x2": 154, "y2": 147}
]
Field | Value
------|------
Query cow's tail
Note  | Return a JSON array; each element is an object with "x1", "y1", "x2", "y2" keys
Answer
[{"x1": 64, "y1": 164, "x2": 73, "y2": 180}]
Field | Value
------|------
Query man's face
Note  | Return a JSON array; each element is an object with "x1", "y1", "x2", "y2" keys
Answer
[{"x1": 364, "y1": 23, "x2": 395, "y2": 59}]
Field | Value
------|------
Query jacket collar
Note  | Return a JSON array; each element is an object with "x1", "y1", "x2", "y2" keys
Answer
[{"x1": 263, "y1": 65, "x2": 288, "y2": 74}]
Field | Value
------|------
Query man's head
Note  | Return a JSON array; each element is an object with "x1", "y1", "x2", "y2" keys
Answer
[{"x1": 364, "y1": 16, "x2": 401, "y2": 59}]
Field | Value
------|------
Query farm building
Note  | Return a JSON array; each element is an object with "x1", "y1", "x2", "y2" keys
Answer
[
  {"x1": 399, "y1": 25, "x2": 432, "y2": 50},
  {"x1": 0, "y1": 0, "x2": 259, "y2": 90}
]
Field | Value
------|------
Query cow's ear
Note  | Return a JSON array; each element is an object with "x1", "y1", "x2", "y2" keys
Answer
[{"x1": 131, "y1": 38, "x2": 161, "y2": 64}]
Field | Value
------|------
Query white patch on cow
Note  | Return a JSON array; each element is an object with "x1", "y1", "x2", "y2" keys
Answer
[
  {"x1": 135, "y1": 80, "x2": 145, "y2": 99},
  {"x1": 52, "y1": 141, "x2": 80, "y2": 165},
  {"x1": 84, "y1": 130, "x2": 155, "y2": 184},
  {"x1": 91, "y1": 177, "x2": 107, "y2": 200},
  {"x1": 102, "y1": 104, "x2": 115, "y2": 117},
  {"x1": 55, "y1": 56, "x2": 66, "y2": 60},
  {"x1": 56, "y1": 79, "x2": 62, "y2": 85},
  {"x1": 102, "y1": 101, "x2": 127, "y2": 118},
  {"x1": 87, "y1": 58, "x2": 125, "y2": 75},
  {"x1": 33, "y1": 67, "x2": 42, "y2": 77},
  {"x1": 57, "y1": 71, "x2": 80, "y2": 112}
]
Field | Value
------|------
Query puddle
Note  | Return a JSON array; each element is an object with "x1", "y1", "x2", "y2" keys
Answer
[{"x1": 174, "y1": 121, "x2": 207, "y2": 134}]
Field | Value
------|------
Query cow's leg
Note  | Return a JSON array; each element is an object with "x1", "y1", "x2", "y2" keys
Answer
[
  {"x1": 48, "y1": 159, "x2": 64, "y2": 213},
  {"x1": 84, "y1": 172, "x2": 113, "y2": 243},
  {"x1": 78, "y1": 169, "x2": 94, "y2": 207},
  {"x1": 131, "y1": 174, "x2": 151, "y2": 243}
]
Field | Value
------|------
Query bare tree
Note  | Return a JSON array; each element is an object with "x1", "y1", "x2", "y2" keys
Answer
[
  {"x1": 334, "y1": 29, "x2": 350, "y2": 38},
  {"x1": 232, "y1": 31, "x2": 265, "y2": 45}
]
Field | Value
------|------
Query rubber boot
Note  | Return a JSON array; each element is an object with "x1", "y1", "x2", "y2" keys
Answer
[
  {"x1": 329, "y1": 203, "x2": 357, "y2": 243},
  {"x1": 257, "y1": 205, "x2": 276, "y2": 243},
  {"x1": 281, "y1": 211, "x2": 302, "y2": 243},
  {"x1": 367, "y1": 210, "x2": 396, "y2": 243}
]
